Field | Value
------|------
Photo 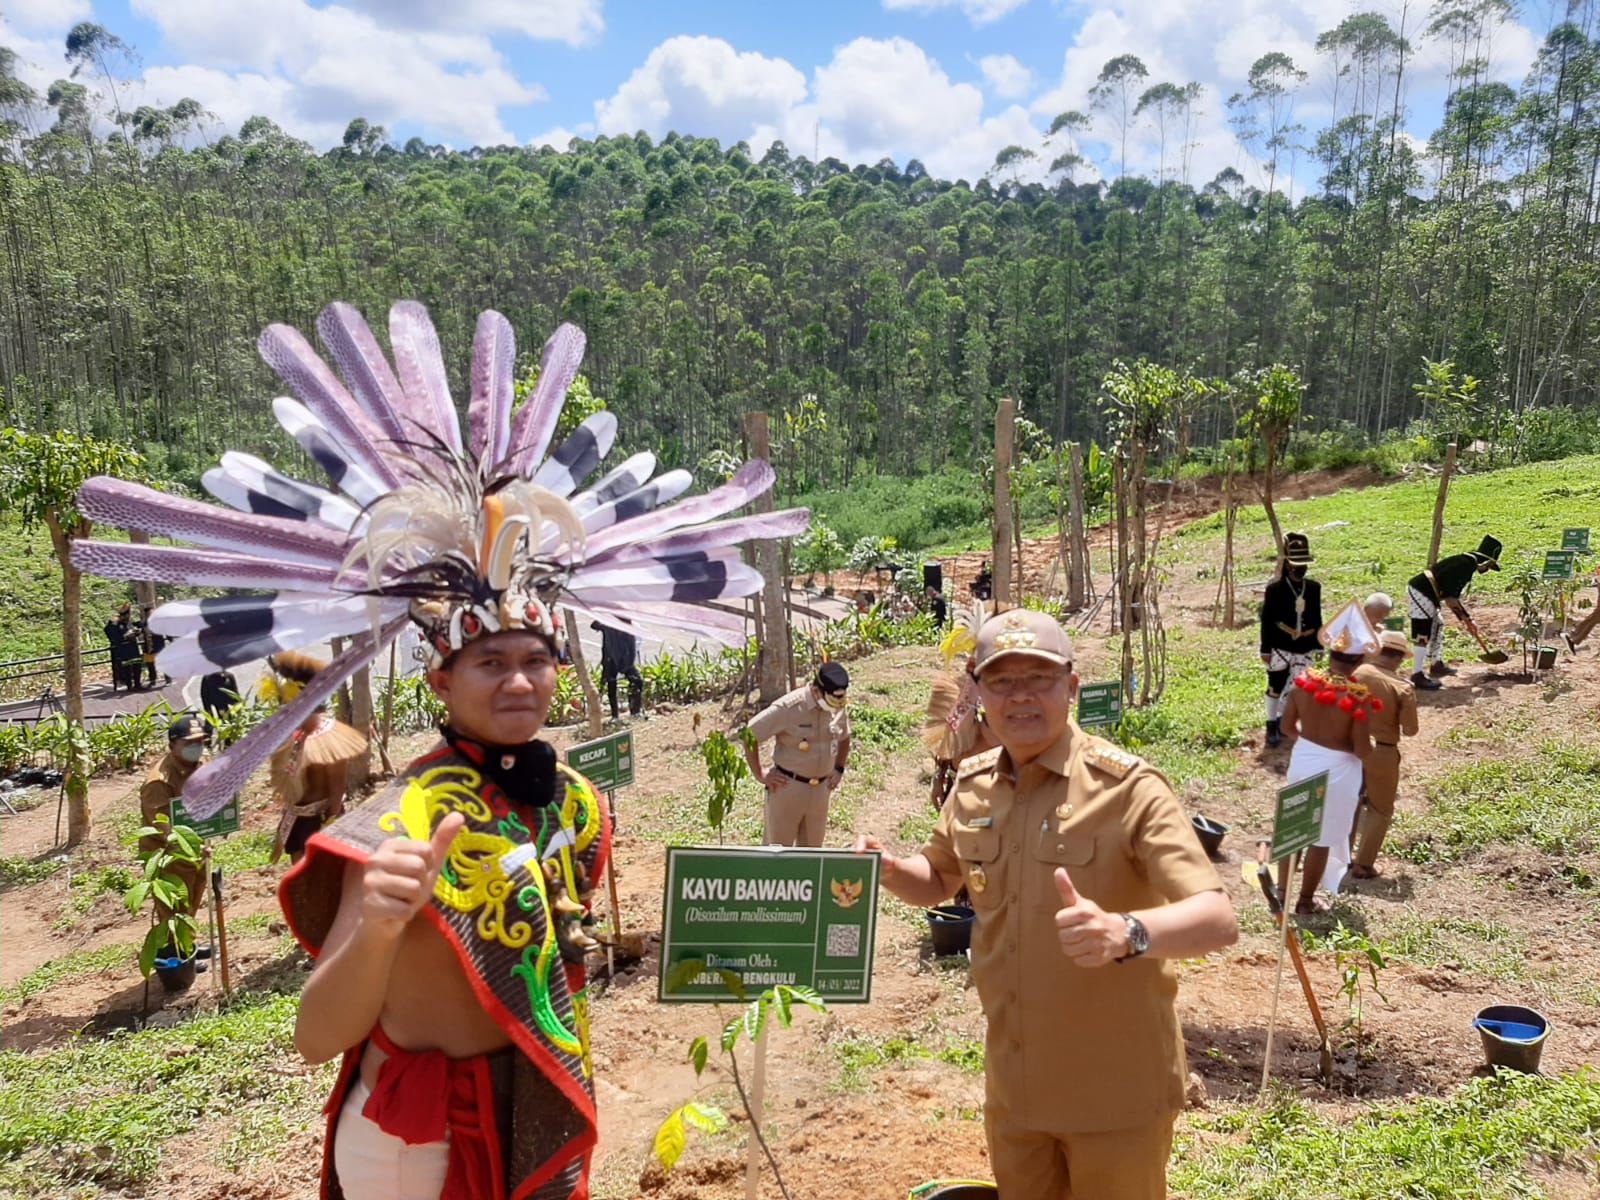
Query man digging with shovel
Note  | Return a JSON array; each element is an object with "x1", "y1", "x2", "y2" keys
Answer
[{"x1": 1406, "y1": 536, "x2": 1505, "y2": 689}]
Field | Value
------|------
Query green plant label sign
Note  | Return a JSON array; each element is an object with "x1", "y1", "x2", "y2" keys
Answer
[
  {"x1": 1542, "y1": 550, "x2": 1577, "y2": 581},
  {"x1": 1077, "y1": 681, "x2": 1123, "y2": 728},
  {"x1": 1561, "y1": 528, "x2": 1591, "y2": 553},
  {"x1": 1384, "y1": 615, "x2": 1407, "y2": 631},
  {"x1": 659, "y1": 847, "x2": 880, "y2": 1004},
  {"x1": 567, "y1": 730, "x2": 635, "y2": 792},
  {"x1": 1270, "y1": 771, "x2": 1328, "y2": 861},
  {"x1": 170, "y1": 794, "x2": 239, "y2": 839}
]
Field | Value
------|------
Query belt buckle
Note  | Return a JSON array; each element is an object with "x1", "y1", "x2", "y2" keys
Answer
[{"x1": 808, "y1": 777, "x2": 821, "y2": 786}]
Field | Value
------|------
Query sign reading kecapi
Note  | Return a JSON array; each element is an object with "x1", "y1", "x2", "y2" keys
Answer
[{"x1": 658, "y1": 847, "x2": 880, "y2": 1004}]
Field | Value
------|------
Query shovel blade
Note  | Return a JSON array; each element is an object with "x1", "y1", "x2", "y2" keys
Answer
[{"x1": 1479, "y1": 650, "x2": 1509, "y2": 664}]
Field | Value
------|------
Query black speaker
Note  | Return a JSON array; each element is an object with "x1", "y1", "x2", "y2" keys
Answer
[{"x1": 922, "y1": 562, "x2": 943, "y2": 593}]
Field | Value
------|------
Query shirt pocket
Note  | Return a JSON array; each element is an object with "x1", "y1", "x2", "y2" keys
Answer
[
  {"x1": 951, "y1": 825, "x2": 1002, "y2": 908},
  {"x1": 1033, "y1": 829, "x2": 1095, "y2": 867}
]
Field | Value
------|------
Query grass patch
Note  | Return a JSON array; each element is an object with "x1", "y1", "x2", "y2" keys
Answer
[
  {"x1": 1112, "y1": 625, "x2": 1261, "y2": 788},
  {"x1": 1382, "y1": 916, "x2": 1528, "y2": 983},
  {"x1": 1169, "y1": 455, "x2": 1600, "y2": 611},
  {"x1": 1173, "y1": 1071, "x2": 1600, "y2": 1199},
  {"x1": 1394, "y1": 741, "x2": 1600, "y2": 864},
  {"x1": 208, "y1": 830, "x2": 275, "y2": 874},
  {"x1": 849, "y1": 705, "x2": 919, "y2": 752},
  {"x1": 0, "y1": 943, "x2": 137, "y2": 1005},
  {"x1": 895, "y1": 806, "x2": 938, "y2": 848},
  {"x1": 0, "y1": 855, "x2": 64, "y2": 891},
  {"x1": 832, "y1": 1031, "x2": 985, "y2": 1091},
  {"x1": 65, "y1": 865, "x2": 136, "y2": 917},
  {"x1": 0, "y1": 989, "x2": 332, "y2": 1196}
]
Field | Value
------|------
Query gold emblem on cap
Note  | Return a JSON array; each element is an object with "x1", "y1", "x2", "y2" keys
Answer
[{"x1": 993, "y1": 612, "x2": 1039, "y2": 651}]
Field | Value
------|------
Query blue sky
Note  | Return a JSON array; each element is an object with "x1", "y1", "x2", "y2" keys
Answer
[{"x1": 1, "y1": 0, "x2": 1557, "y2": 189}]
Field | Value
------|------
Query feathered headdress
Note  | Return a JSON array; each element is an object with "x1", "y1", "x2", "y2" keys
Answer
[
  {"x1": 72, "y1": 301, "x2": 808, "y2": 815},
  {"x1": 923, "y1": 600, "x2": 989, "y2": 759}
]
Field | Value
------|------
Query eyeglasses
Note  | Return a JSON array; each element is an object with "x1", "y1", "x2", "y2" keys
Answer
[{"x1": 977, "y1": 669, "x2": 1071, "y2": 696}]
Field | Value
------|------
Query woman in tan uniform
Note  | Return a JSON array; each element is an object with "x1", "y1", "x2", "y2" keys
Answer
[{"x1": 265, "y1": 652, "x2": 369, "y2": 865}]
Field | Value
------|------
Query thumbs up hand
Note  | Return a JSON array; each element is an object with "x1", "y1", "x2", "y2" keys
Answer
[
  {"x1": 362, "y1": 812, "x2": 467, "y2": 939},
  {"x1": 1053, "y1": 867, "x2": 1126, "y2": 968}
]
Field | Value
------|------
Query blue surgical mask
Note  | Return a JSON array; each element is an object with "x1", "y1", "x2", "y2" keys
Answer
[{"x1": 177, "y1": 742, "x2": 205, "y2": 764}]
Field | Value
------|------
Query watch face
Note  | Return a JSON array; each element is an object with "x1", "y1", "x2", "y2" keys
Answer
[{"x1": 1126, "y1": 915, "x2": 1150, "y2": 956}]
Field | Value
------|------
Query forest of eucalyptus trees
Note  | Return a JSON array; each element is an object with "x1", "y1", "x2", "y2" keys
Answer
[{"x1": 2, "y1": 3, "x2": 1600, "y2": 496}]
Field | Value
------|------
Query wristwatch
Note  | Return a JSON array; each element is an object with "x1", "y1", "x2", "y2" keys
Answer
[{"x1": 1115, "y1": 913, "x2": 1150, "y2": 962}]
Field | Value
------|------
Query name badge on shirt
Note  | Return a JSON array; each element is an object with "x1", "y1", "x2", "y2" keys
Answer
[{"x1": 968, "y1": 815, "x2": 993, "y2": 828}]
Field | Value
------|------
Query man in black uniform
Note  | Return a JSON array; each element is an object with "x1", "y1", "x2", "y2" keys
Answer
[
  {"x1": 1259, "y1": 532, "x2": 1322, "y2": 748},
  {"x1": 1406, "y1": 535, "x2": 1501, "y2": 690},
  {"x1": 591, "y1": 619, "x2": 644, "y2": 720},
  {"x1": 103, "y1": 605, "x2": 140, "y2": 692}
]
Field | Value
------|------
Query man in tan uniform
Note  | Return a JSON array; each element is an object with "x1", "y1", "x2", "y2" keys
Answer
[
  {"x1": 1350, "y1": 630, "x2": 1420, "y2": 878},
  {"x1": 856, "y1": 611, "x2": 1237, "y2": 1200},
  {"x1": 743, "y1": 663, "x2": 852, "y2": 847},
  {"x1": 138, "y1": 716, "x2": 209, "y2": 918}
]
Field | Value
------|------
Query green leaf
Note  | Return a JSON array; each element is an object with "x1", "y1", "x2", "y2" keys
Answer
[
  {"x1": 682, "y1": 1102, "x2": 727, "y2": 1134},
  {"x1": 772, "y1": 985, "x2": 793, "y2": 1028},
  {"x1": 151, "y1": 879, "x2": 185, "y2": 909},
  {"x1": 785, "y1": 984, "x2": 827, "y2": 1013},
  {"x1": 138, "y1": 925, "x2": 166, "y2": 977},
  {"x1": 720, "y1": 1013, "x2": 743, "y2": 1053},
  {"x1": 652, "y1": 1110, "x2": 687, "y2": 1173},
  {"x1": 716, "y1": 968, "x2": 747, "y2": 1002},
  {"x1": 743, "y1": 994, "x2": 769, "y2": 1043},
  {"x1": 661, "y1": 957, "x2": 705, "y2": 996},
  {"x1": 123, "y1": 881, "x2": 150, "y2": 914},
  {"x1": 689, "y1": 1036, "x2": 709, "y2": 1079}
]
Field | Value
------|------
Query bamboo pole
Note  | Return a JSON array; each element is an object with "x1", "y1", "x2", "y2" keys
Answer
[
  {"x1": 744, "y1": 413, "x2": 790, "y2": 705},
  {"x1": 1068, "y1": 442, "x2": 1090, "y2": 607}
]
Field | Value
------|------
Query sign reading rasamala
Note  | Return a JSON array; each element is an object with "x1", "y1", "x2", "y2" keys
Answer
[
  {"x1": 566, "y1": 729, "x2": 634, "y2": 791},
  {"x1": 659, "y1": 847, "x2": 880, "y2": 1004}
]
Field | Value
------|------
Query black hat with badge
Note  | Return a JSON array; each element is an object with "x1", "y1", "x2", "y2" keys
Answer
[
  {"x1": 1471, "y1": 535, "x2": 1503, "y2": 570},
  {"x1": 1283, "y1": 532, "x2": 1314, "y2": 565},
  {"x1": 815, "y1": 662, "x2": 850, "y2": 694}
]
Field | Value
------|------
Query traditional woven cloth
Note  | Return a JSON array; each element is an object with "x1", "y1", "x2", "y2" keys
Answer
[{"x1": 281, "y1": 742, "x2": 609, "y2": 1200}]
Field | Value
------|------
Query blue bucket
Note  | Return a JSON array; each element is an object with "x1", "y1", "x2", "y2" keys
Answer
[{"x1": 1474, "y1": 1004, "x2": 1550, "y2": 1073}]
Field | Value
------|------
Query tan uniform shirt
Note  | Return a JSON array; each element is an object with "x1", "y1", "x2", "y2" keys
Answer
[
  {"x1": 922, "y1": 725, "x2": 1221, "y2": 1134},
  {"x1": 1353, "y1": 663, "x2": 1418, "y2": 745},
  {"x1": 746, "y1": 685, "x2": 850, "y2": 783}
]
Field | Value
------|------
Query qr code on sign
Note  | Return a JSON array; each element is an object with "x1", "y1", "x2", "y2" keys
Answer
[{"x1": 825, "y1": 924, "x2": 860, "y2": 959}]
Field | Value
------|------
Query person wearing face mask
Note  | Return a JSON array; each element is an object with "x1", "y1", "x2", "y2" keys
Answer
[
  {"x1": 1259, "y1": 533, "x2": 1323, "y2": 748},
  {"x1": 138, "y1": 715, "x2": 212, "y2": 918},
  {"x1": 743, "y1": 662, "x2": 853, "y2": 847}
]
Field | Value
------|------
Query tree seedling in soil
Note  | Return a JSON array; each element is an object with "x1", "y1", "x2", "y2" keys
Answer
[
  {"x1": 123, "y1": 815, "x2": 204, "y2": 977},
  {"x1": 1301, "y1": 922, "x2": 1389, "y2": 1054},
  {"x1": 652, "y1": 969, "x2": 827, "y2": 1198},
  {"x1": 701, "y1": 728, "x2": 754, "y2": 844}
]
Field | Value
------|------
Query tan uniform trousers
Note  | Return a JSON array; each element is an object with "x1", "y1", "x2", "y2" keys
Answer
[
  {"x1": 763, "y1": 774, "x2": 830, "y2": 847},
  {"x1": 1356, "y1": 742, "x2": 1401, "y2": 868},
  {"x1": 985, "y1": 1099, "x2": 1175, "y2": 1200}
]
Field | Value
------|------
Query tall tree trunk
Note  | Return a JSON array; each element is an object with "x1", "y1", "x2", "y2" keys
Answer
[
  {"x1": 743, "y1": 413, "x2": 790, "y2": 705},
  {"x1": 993, "y1": 399, "x2": 1015, "y2": 605},
  {"x1": 48, "y1": 514, "x2": 91, "y2": 846},
  {"x1": 563, "y1": 607, "x2": 605, "y2": 739}
]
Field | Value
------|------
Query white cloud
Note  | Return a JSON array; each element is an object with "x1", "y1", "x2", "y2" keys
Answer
[
  {"x1": 594, "y1": 36, "x2": 808, "y2": 145},
  {"x1": 3, "y1": 0, "x2": 89, "y2": 34},
  {"x1": 126, "y1": 0, "x2": 544, "y2": 147},
  {"x1": 882, "y1": 0, "x2": 1031, "y2": 27},
  {"x1": 582, "y1": 34, "x2": 1049, "y2": 183},
  {"x1": 341, "y1": 0, "x2": 604, "y2": 47},
  {"x1": 529, "y1": 124, "x2": 591, "y2": 150},
  {"x1": 1032, "y1": 0, "x2": 1546, "y2": 190},
  {"x1": 978, "y1": 52, "x2": 1033, "y2": 99}
]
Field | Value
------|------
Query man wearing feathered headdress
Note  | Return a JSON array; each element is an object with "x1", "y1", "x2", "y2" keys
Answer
[{"x1": 71, "y1": 300, "x2": 805, "y2": 1200}]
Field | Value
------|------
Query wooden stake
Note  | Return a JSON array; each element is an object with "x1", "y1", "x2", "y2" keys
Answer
[
  {"x1": 211, "y1": 862, "x2": 233, "y2": 1000},
  {"x1": 562, "y1": 607, "x2": 604, "y2": 738},
  {"x1": 1428, "y1": 442, "x2": 1457, "y2": 568},
  {"x1": 744, "y1": 1021, "x2": 770, "y2": 1200},
  {"x1": 1067, "y1": 442, "x2": 1089, "y2": 610},
  {"x1": 603, "y1": 822, "x2": 622, "y2": 979},
  {"x1": 1259, "y1": 853, "x2": 1296, "y2": 1096},
  {"x1": 994, "y1": 399, "x2": 1015, "y2": 606}
]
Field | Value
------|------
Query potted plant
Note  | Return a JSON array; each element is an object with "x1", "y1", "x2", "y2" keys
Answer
[{"x1": 124, "y1": 815, "x2": 205, "y2": 992}]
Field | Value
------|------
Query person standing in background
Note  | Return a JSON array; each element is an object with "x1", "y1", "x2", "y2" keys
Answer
[
  {"x1": 1259, "y1": 533, "x2": 1322, "y2": 748},
  {"x1": 743, "y1": 663, "x2": 852, "y2": 847}
]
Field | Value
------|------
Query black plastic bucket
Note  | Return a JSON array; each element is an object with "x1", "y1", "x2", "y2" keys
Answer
[
  {"x1": 1191, "y1": 815, "x2": 1229, "y2": 858},
  {"x1": 1474, "y1": 1004, "x2": 1550, "y2": 1073},
  {"x1": 154, "y1": 954, "x2": 197, "y2": 993},
  {"x1": 926, "y1": 905, "x2": 975, "y2": 956},
  {"x1": 909, "y1": 1183, "x2": 998, "y2": 1200}
]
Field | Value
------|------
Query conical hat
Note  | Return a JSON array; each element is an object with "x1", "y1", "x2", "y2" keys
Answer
[{"x1": 1318, "y1": 599, "x2": 1380, "y2": 657}]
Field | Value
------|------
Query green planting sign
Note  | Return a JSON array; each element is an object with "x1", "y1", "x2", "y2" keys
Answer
[
  {"x1": 170, "y1": 794, "x2": 239, "y2": 839},
  {"x1": 1077, "y1": 682, "x2": 1123, "y2": 729},
  {"x1": 1270, "y1": 771, "x2": 1328, "y2": 861},
  {"x1": 659, "y1": 847, "x2": 879, "y2": 1004},
  {"x1": 1542, "y1": 550, "x2": 1577, "y2": 581},
  {"x1": 567, "y1": 729, "x2": 635, "y2": 791},
  {"x1": 1561, "y1": 528, "x2": 1590, "y2": 553}
]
